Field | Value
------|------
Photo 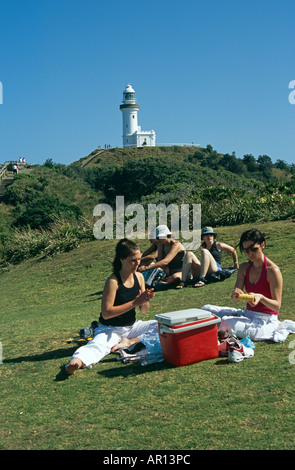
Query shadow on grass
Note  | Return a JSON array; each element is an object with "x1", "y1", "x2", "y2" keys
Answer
[
  {"x1": 3, "y1": 345, "x2": 78, "y2": 381},
  {"x1": 97, "y1": 357, "x2": 229, "y2": 378},
  {"x1": 4, "y1": 346, "x2": 230, "y2": 382},
  {"x1": 84, "y1": 290, "x2": 103, "y2": 302},
  {"x1": 3, "y1": 346, "x2": 169, "y2": 381},
  {"x1": 98, "y1": 360, "x2": 173, "y2": 378},
  {"x1": 4, "y1": 346, "x2": 78, "y2": 365}
]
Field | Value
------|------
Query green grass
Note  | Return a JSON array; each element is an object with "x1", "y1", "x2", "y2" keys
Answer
[{"x1": 0, "y1": 220, "x2": 295, "y2": 450}]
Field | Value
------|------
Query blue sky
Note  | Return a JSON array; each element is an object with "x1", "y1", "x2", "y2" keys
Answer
[{"x1": 0, "y1": 0, "x2": 294, "y2": 166}]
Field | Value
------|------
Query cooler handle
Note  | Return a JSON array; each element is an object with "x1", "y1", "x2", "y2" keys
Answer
[{"x1": 159, "y1": 316, "x2": 221, "y2": 335}]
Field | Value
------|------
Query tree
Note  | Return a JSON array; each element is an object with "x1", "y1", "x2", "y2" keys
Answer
[
  {"x1": 205, "y1": 144, "x2": 213, "y2": 153},
  {"x1": 257, "y1": 155, "x2": 273, "y2": 179},
  {"x1": 221, "y1": 154, "x2": 246, "y2": 174},
  {"x1": 3, "y1": 173, "x2": 81, "y2": 229},
  {"x1": 243, "y1": 154, "x2": 258, "y2": 172},
  {"x1": 14, "y1": 194, "x2": 82, "y2": 229},
  {"x1": 44, "y1": 158, "x2": 55, "y2": 168},
  {"x1": 274, "y1": 159, "x2": 289, "y2": 172}
]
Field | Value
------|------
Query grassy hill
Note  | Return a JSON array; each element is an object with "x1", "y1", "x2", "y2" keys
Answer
[
  {"x1": 0, "y1": 164, "x2": 101, "y2": 261},
  {"x1": 72, "y1": 145, "x2": 292, "y2": 178},
  {"x1": 18, "y1": 164, "x2": 102, "y2": 218},
  {"x1": 70, "y1": 145, "x2": 260, "y2": 194},
  {"x1": 0, "y1": 145, "x2": 294, "y2": 266},
  {"x1": 71, "y1": 144, "x2": 293, "y2": 185},
  {"x1": 0, "y1": 219, "x2": 294, "y2": 450},
  {"x1": 72, "y1": 145, "x2": 204, "y2": 168}
]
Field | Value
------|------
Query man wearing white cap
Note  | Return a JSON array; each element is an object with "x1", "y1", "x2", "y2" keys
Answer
[{"x1": 139, "y1": 225, "x2": 185, "y2": 286}]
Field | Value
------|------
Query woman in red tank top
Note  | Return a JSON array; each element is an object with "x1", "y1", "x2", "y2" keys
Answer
[
  {"x1": 202, "y1": 229, "x2": 295, "y2": 342},
  {"x1": 232, "y1": 229, "x2": 282, "y2": 315}
]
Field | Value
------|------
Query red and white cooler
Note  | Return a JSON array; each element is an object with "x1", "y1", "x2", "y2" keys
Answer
[{"x1": 155, "y1": 308, "x2": 221, "y2": 367}]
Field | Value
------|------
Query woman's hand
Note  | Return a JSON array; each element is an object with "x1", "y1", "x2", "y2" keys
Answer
[
  {"x1": 138, "y1": 265, "x2": 148, "y2": 272},
  {"x1": 247, "y1": 292, "x2": 262, "y2": 307},
  {"x1": 133, "y1": 288, "x2": 155, "y2": 307},
  {"x1": 231, "y1": 287, "x2": 244, "y2": 301}
]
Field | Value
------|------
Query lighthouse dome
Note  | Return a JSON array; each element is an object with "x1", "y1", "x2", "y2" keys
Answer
[{"x1": 124, "y1": 84, "x2": 135, "y2": 94}]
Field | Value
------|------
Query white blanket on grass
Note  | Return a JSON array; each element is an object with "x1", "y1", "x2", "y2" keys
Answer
[{"x1": 201, "y1": 304, "x2": 295, "y2": 343}]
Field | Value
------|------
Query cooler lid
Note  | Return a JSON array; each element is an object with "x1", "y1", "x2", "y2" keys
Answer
[{"x1": 155, "y1": 308, "x2": 213, "y2": 326}]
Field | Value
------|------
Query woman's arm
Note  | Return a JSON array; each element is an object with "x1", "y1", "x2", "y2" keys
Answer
[
  {"x1": 101, "y1": 274, "x2": 155, "y2": 320},
  {"x1": 248, "y1": 265, "x2": 283, "y2": 311},
  {"x1": 231, "y1": 261, "x2": 283, "y2": 310},
  {"x1": 217, "y1": 242, "x2": 239, "y2": 268},
  {"x1": 137, "y1": 272, "x2": 155, "y2": 314},
  {"x1": 231, "y1": 262, "x2": 247, "y2": 301},
  {"x1": 138, "y1": 246, "x2": 158, "y2": 272},
  {"x1": 144, "y1": 241, "x2": 183, "y2": 270},
  {"x1": 101, "y1": 276, "x2": 134, "y2": 320},
  {"x1": 101, "y1": 275, "x2": 152, "y2": 320},
  {"x1": 141, "y1": 244, "x2": 158, "y2": 258}
]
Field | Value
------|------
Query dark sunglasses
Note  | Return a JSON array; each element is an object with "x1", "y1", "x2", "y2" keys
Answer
[{"x1": 243, "y1": 244, "x2": 261, "y2": 254}]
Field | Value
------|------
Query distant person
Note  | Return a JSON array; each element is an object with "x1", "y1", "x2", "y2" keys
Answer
[
  {"x1": 66, "y1": 239, "x2": 156, "y2": 375},
  {"x1": 13, "y1": 163, "x2": 18, "y2": 175},
  {"x1": 177, "y1": 226, "x2": 238, "y2": 288},
  {"x1": 138, "y1": 225, "x2": 185, "y2": 286}
]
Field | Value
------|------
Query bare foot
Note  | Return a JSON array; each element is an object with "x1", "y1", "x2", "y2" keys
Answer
[
  {"x1": 111, "y1": 337, "x2": 139, "y2": 353},
  {"x1": 65, "y1": 358, "x2": 84, "y2": 375}
]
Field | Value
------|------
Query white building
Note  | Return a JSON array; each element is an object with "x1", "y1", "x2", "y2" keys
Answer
[{"x1": 120, "y1": 84, "x2": 156, "y2": 148}]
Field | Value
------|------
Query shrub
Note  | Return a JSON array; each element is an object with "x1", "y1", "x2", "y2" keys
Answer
[
  {"x1": 13, "y1": 194, "x2": 82, "y2": 229},
  {"x1": 0, "y1": 217, "x2": 94, "y2": 264}
]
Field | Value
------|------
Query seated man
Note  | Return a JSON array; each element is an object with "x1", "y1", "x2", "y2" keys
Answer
[{"x1": 138, "y1": 225, "x2": 185, "y2": 287}]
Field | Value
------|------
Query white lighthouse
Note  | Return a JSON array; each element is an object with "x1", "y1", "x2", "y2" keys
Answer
[{"x1": 120, "y1": 84, "x2": 156, "y2": 148}]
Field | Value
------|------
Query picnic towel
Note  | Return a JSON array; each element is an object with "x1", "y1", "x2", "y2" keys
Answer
[{"x1": 201, "y1": 304, "x2": 295, "y2": 343}]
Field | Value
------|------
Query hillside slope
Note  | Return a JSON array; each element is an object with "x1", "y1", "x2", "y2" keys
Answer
[
  {"x1": 71, "y1": 145, "x2": 259, "y2": 189},
  {"x1": 0, "y1": 220, "x2": 294, "y2": 450},
  {"x1": 0, "y1": 146, "x2": 294, "y2": 266}
]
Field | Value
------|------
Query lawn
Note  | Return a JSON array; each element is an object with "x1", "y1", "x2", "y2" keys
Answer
[{"x1": 0, "y1": 220, "x2": 294, "y2": 450}]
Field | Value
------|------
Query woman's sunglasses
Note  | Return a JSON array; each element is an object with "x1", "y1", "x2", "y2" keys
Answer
[{"x1": 243, "y1": 244, "x2": 261, "y2": 254}]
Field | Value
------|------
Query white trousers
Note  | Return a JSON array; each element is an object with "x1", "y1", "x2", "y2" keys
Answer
[
  {"x1": 202, "y1": 304, "x2": 295, "y2": 343},
  {"x1": 71, "y1": 320, "x2": 158, "y2": 368}
]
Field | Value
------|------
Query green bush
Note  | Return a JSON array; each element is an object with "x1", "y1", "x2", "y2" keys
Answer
[
  {"x1": 13, "y1": 194, "x2": 82, "y2": 229},
  {"x1": 0, "y1": 217, "x2": 94, "y2": 264},
  {"x1": 3, "y1": 173, "x2": 82, "y2": 229}
]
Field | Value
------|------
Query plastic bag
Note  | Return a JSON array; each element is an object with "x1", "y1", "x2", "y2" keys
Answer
[
  {"x1": 140, "y1": 333, "x2": 163, "y2": 365},
  {"x1": 240, "y1": 336, "x2": 255, "y2": 349}
]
